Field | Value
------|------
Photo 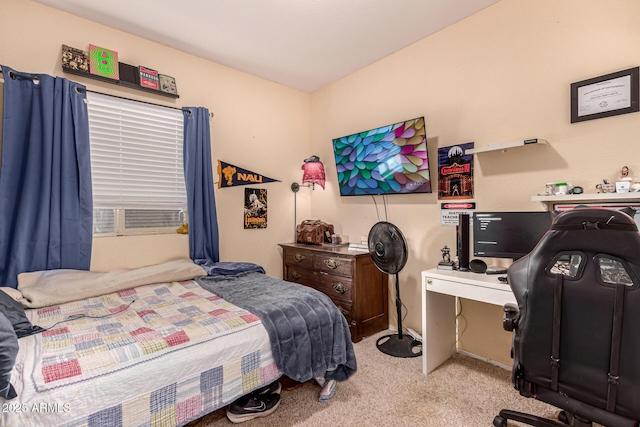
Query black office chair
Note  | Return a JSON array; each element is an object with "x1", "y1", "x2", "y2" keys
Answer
[{"x1": 495, "y1": 208, "x2": 640, "y2": 427}]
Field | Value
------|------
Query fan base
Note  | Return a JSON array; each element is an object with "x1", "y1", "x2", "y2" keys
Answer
[{"x1": 376, "y1": 333, "x2": 422, "y2": 358}]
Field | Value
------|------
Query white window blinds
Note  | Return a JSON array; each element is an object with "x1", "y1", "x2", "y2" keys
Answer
[{"x1": 86, "y1": 92, "x2": 186, "y2": 210}]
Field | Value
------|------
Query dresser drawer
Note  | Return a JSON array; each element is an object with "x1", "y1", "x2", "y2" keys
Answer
[
  {"x1": 313, "y1": 272, "x2": 352, "y2": 303},
  {"x1": 285, "y1": 267, "x2": 352, "y2": 303},
  {"x1": 284, "y1": 265, "x2": 315, "y2": 284},
  {"x1": 285, "y1": 265, "x2": 352, "y2": 303},
  {"x1": 314, "y1": 254, "x2": 353, "y2": 277},
  {"x1": 284, "y1": 248, "x2": 314, "y2": 269},
  {"x1": 331, "y1": 299, "x2": 353, "y2": 325}
]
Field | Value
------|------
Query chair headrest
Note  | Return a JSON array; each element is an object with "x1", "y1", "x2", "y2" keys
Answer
[{"x1": 551, "y1": 208, "x2": 637, "y2": 232}]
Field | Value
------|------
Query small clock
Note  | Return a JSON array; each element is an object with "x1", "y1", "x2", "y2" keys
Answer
[{"x1": 571, "y1": 186, "x2": 584, "y2": 194}]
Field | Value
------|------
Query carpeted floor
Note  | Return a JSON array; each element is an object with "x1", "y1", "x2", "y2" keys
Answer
[{"x1": 186, "y1": 330, "x2": 587, "y2": 426}]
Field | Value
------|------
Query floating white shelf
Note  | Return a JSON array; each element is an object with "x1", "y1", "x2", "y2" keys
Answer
[
  {"x1": 532, "y1": 192, "x2": 640, "y2": 204},
  {"x1": 465, "y1": 138, "x2": 547, "y2": 155}
]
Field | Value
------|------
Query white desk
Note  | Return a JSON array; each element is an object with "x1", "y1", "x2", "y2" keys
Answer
[{"x1": 421, "y1": 268, "x2": 517, "y2": 374}]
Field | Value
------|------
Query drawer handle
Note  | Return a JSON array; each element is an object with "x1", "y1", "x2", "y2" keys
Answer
[
  {"x1": 332, "y1": 283, "x2": 349, "y2": 294},
  {"x1": 290, "y1": 271, "x2": 301, "y2": 280},
  {"x1": 293, "y1": 252, "x2": 305, "y2": 263},
  {"x1": 324, "y1": 258, "x2": 341, "y2": 269},
  {"x1": 337, "y1": 306, "x2": 349, "y2": 317},
  {"x1": 427, "y1": 279, "x2": 433, "y2": 284}
]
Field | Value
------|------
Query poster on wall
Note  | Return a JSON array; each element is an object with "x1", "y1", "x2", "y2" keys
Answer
[
  {"x1": 437, "y1": 142, "x2": 474, "y2": 200},
  {"x1": 244, "y1": 188, "x2": 267, "y2": 229}
]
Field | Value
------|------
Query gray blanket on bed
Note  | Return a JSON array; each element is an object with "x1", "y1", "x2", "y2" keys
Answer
[{"x1": 196, "y1": 272, "x2": 357, "y2": 383}]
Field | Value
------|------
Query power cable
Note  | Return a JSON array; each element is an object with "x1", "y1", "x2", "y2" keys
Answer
[{"x1": 42, "y1": 299, "x2": 138, "y2": 331}]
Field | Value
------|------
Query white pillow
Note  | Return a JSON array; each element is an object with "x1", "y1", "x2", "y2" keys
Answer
[{"x1": 17, "y1": 259, "x2": 206, "y2": 308}]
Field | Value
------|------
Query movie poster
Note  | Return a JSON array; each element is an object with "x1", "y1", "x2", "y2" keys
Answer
[
  {"x1": 244, "y1": 188, "x2": 267, "y2": 229},
  {"x1": 437, "y1": 142, "x2": 474, "y2": 200}
]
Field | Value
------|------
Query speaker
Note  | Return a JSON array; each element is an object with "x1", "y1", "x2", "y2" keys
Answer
[
  {"x1": 469, "y1": 259, "x2": 487, "y2": 273},
  {"x1": 457, "y1": 213, "x2": 470, "y2": 271}
]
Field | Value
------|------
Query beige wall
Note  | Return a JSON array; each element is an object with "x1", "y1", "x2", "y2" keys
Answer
[
  {"x1": 310, "y1": 0, "x2": 640, "y2": 365},
  {"x1": 1, "y1": 0, "x2": 312, "y2": 277}
]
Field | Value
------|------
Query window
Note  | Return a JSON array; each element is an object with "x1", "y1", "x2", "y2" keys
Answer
[{"x1": 87, "y1": 92, "x2": 186, "y2": 236}]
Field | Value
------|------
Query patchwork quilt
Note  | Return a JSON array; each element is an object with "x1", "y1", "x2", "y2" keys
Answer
[
  {"x1": 6, "y1": 280, "x2": 279, "y2": 427},
  {"x1": 33, "y1": 280, "x2": 260, "y2": 391}
]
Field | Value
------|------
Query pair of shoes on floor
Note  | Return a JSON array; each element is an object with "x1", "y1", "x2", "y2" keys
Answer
[
  {"x1": 255, "y1": 379, "x2": 282, "y2": 396},
  {"x1": 226, "y1": 381, "x2": 282, "y2": 424},
  {"x1": 315, "y1": 376, "x2": 337, "y2": 402},
  {"x1": 318, "y1": 379, "x2": 337, "y2": 403}
]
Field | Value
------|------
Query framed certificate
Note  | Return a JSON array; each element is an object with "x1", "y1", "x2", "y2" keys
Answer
[{"x1": 571, "y1": 67, "x2": 639, "y2": 123}]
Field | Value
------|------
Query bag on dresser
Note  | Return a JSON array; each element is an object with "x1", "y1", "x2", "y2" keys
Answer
[{"x1": 296, "y1": 220, "x2": 334, "y2": 245}]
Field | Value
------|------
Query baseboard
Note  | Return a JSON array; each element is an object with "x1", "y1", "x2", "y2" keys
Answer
[
  {"x1": 456, "y1": 349, "x2": 511, "y2": 371},
  {"x1": 386, "y1": 325, "x2": 423, "y2": 342}
]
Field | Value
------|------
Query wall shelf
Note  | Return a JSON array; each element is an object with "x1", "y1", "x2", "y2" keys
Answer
[
  {"x1": 532, "y1": 192, "x2": 640, "y2": 207},
  {"x1": 62, "y1": 67, "x2": 179, "y2": 99},
  {"x1": 465, "y1": 138, "x2": 547, "y2": 155}
]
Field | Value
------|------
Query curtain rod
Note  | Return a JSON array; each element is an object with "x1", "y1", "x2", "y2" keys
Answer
[
  {"x1": 0, "y1": 66, "x2": 214, "y2": 119},
  {"x1": 0, "y1": 67, "x2": 41, "y2": 83},
  {"x1": 83, "y1": 88, "x2": 214, "y2": 119}
]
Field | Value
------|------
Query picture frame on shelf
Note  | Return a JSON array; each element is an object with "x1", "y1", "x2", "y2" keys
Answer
[
  {"x1": 570, "y1": 67, "x2": 639, "y2": 123},
  {"x1": 139, "y1": 65, "x2": 159, "y2": 90},
  {"x1": 89, "y1": 44, "x2": 119, "y2": 80},
  {"x1": 118, "y1": 63, "x2": 140, "y2": 85},
  {"x1": 61, "y1": 45, "x2": 89, "y2": 73},
  {"x1": 159, "y1": 74, "x2": 178, "y2": 95}
]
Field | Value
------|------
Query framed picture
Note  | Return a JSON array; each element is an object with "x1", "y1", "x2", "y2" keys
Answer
[
  {"x1": 89, "y1": 44, "x2": 119, "y2": 80},
  {"x1": 61, "y1": 45, "x2": 89, "y2": 73},
  {"x1": 571, "y1": 67, "x2": 639, "y2": 123},
  {"x1": 138, "y1": 66, "x2": 159, "y2": 90},
  {"x1": 159, "y1": 74, "x2": 178, "y2": 95}
]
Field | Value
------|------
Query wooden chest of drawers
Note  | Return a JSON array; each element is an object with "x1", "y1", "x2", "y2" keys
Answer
[{"x1": 279, "y1": 243, "x2": 388, "y2": 343}]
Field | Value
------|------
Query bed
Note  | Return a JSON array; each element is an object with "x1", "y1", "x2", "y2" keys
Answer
[{"x1": 0, "y1": 259, "x2": 356, "y2": 427}]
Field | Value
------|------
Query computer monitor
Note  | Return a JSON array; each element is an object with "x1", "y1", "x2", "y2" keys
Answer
[{"x1": 472, "y1": 211, "x2": 554, "y2": 260}]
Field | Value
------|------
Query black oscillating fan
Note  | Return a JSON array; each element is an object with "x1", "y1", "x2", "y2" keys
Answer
[{"x1": 368, "y1": 222, "x2": 422, "y2": 358}]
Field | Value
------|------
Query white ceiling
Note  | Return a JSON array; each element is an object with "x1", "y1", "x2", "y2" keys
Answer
[{"x1": 34, "y1": 0, "x2": 500, "y2": 93}]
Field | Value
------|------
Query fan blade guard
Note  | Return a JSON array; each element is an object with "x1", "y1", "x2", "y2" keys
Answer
[{"x1": 367, "y1": 221, "x2": 408, "y2": 275}]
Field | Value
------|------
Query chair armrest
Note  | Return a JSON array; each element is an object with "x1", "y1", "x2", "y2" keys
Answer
[{"x1": 502, "y1": 303, "x2": 519, "y2": 332}]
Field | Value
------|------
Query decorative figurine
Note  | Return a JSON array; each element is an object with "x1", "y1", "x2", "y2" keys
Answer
[
  {"x1": 616, "y1": 166, "x2": 633, "y2": 193},
  {"x1": 437, "y1": 245, "x2": 455, "y2": 270},
  {"x1": 621, "y1": 166, "x2": 632, "y2": 181}
]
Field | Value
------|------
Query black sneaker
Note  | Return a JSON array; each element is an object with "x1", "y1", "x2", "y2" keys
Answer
[
  {"x1": 226, "y1": 393, "x2": 281, "y2": 424},
  {"x1": 254, "y1": 380, "x2": 282, "y2": 396}
]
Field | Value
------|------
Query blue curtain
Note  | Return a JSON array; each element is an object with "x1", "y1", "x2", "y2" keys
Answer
[
  {"x1": 183, "y1": 107, "x2": 219, "y2": 262},
  {"x1": 0, "y1": 66, "x2": 92, "y2": 289}
]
